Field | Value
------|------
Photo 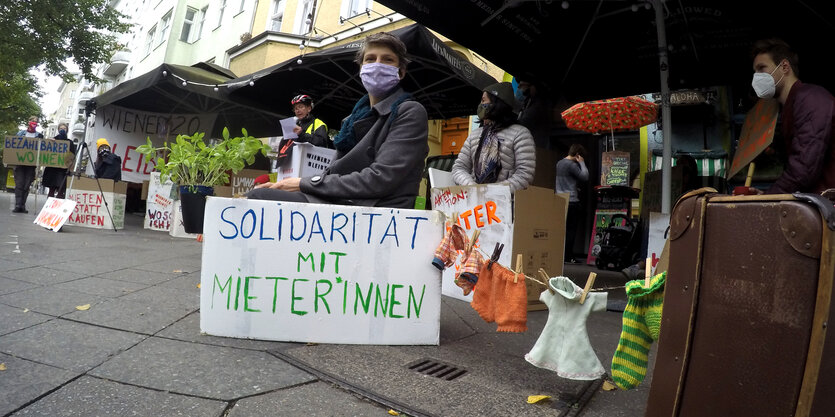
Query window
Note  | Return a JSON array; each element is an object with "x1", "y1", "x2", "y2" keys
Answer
[
  {"x1": 268, "y1": 0, "x2": 285, "y2": 32},
  {"x1": 217, "y1": 0, "x2": 226, "y2": 27},
  {"x1": 197, "y1": 6, "x2": 208, "y2": 39},
  {"x1": 239, "y1": 0, "x2": 246, "y2": 13},
  {"x1": 69, "y1": 90, "x2": 75, "y2": 99},
  {"x1": 343, "y1": 0, "x2": 370, "y2": 19},
  {"x1": 144, "y1": 25, "x2": 156, "y2": 55},
  {"x1": 158, "y1": 10, "x2": 172, "y2": 45},
  {"x1": 180, "y1": 7, "x2": 198, "y2": 42},
  {"x1": 65, "y1": 106, "x2": 72, "y2": 118},
  {"x1": 294, "y1": 0, "x2": 312, "y2": 34}
]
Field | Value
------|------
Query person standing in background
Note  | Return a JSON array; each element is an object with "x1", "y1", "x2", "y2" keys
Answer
[
  {"x1": 291, "y1": 94, "x2": 332, "y2": 148},
  {"x1": 12, "y1": 116, "x2": 43, "y2": 213},
  {"x1": 94, "y1": 138, "x2": 122, "y2": 181},
  {"x1": 556, "y1": 144, "x2": 589, "y2": 263},
  {"x1": 42, "y1": 123, "x2": 76, "y2": 198}
]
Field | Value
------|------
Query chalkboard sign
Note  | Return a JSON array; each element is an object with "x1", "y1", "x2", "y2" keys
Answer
[{"x1": 601, "y1": 151, "x2": 630, "y2": 186}]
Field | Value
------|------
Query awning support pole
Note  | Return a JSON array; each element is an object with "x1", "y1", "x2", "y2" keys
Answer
[{"x1": 652, "y1": 0, "x2": 673, "y2": 214}]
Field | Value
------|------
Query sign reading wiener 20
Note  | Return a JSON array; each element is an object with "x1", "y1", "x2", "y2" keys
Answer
[
  {"x1": 200, "y1": 197, "x2": 444, "y2": 345},
  {"x1": 3, "y1": 136, "x2": 73, "y2": 168}
]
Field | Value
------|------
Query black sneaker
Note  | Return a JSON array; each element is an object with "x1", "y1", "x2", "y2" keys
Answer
[{"x1": 12, "y1": 207, "x2": 24, "y2": 213}]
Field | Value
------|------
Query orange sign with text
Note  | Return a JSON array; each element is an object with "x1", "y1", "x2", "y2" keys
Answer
[{"x1": 728, "y1": 98, "x2": 779, "y2": 179}]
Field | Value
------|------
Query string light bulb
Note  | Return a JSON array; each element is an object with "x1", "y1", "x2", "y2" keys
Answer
[
  {"x1": 162, "y1": 70, "x2": 168, "y2": 76},
  {"x1": 562, "y1": 1, "x2": 569, "y2": 9},
  {"x1": 213, "y1": 86, "x2": 219, "y2": 92},
  {"x1": 249, "y1": 80, "x2": 255, "y2": 87},
  {"x1": 297, "y1": 59, "x2": 303, "y2": 64},
  {"x1": 182, "y1": 81, "x2": 187, "y2": 86}
]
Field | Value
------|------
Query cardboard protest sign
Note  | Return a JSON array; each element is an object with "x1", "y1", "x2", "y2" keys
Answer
[
  {"x1": 727, "y1": 98, "x2": 779, "y2": 179},
  {"x1": 200, "y1": 197, "x2": 444, "y2": 345},
  {"x1": 3, "y1": 136, "x2": 74, "y2": 168},
  {"x1": 33, "y1": 198, "x2": 77, "y2": 232},
  {"x1": 91, "y1": 104, "x2": 217, "y2": 183},
  {"x1": 601, "y1": 151, "x2": 630, "y2": 186},
  {"x1": 144, "y1": 172, "x2": 175, "y2": 231},
  {"x1": 65, "y1": 177, "x2": 126, "y2": 230},
  {"x1": 231, "y1": 169, "x2": 269, "y2": 197},
  {"x1": 430, "y1": 184, "x2": 513, "y2": 302}
]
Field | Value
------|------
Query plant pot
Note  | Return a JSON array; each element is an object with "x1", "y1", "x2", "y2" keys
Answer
[{"x1": 179, "y1": 185, "x2": 214, "y2": 234}]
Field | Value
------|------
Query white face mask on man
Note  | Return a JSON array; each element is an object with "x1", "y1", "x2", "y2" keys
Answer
[{"x1": 751, "y1": 60, "x2": 786, "y2": 98}]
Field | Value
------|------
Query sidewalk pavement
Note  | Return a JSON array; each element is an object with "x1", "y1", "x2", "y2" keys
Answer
[{"x1": 0, "y1": 190, "x2": 654, "y2": 417}]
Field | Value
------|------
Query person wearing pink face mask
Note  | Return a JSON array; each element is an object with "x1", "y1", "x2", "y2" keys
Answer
[
  {"x1": 11, "y1": 116, "x2": 44, "y2": 213},
  {"x1": 249, "y1": 32, "x2": 429, "y2": 208}
]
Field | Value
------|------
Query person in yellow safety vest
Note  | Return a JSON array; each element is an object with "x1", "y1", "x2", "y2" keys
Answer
[{"x1": 291, "y1": 94, "x2": 332, "y2": 148}]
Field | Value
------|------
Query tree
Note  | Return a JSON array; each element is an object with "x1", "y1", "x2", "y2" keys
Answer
[{"x1": 0, "y1": 0, "x2": 129, "y2": 128}]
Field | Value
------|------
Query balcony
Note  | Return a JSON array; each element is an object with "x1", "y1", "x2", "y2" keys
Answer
[
  {"x1": 72, "y1": 123, "x2": 85, "y2": 135},
  {"x1": 103, "y1": 50, "x2": 130, "y2": 76},
  {"x1": 77, "y1": 91, "x2": 95, "y2": 105}
]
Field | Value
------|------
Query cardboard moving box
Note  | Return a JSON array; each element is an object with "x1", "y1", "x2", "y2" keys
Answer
[{"x1": 65, "y1": 177, "x2": 127, "y2": 230}]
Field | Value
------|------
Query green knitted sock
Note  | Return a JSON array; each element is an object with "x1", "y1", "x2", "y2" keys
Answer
[{"x1": 611, "y1": 272, "x2": 666, "y2": 390}]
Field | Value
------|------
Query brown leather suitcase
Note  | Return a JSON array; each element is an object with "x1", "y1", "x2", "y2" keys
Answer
[{"x1": 645, "y1": 189, "x2": 835, "y2": 417}]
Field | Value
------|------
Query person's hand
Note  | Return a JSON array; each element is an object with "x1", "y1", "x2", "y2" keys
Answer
[
  {"x1": 255, "y1": 177, "x2": 301, "y2": 192},
  {"x1": 575, "y1": 155, "x2": 584, "y2": 163},
  {"x1": 292, "y1": 125, "x2": 302, "y2": 135},
  {"x1": 732, "y1": 186, "x2": 763, "y2": 196}
]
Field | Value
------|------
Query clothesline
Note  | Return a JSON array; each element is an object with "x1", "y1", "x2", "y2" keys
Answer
[{"x1": 472, "y1": 247, "x2": 614, "y2": 292}]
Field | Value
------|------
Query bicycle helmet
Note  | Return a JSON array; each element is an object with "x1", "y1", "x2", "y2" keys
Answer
[{"x1": 291, "y1": 94, "x2": 313, "y2": 107}]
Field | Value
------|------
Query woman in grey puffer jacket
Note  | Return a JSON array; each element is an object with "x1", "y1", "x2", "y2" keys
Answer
[{"x1": 451, "y1": 82, "x2": 536, "y2": 192}]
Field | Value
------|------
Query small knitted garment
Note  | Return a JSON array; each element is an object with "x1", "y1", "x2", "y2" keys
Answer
[
  {"x1": 431, "y1": 222, "x2": 468, "y2": 270},
  {"x1": 470, "y1": 263, "x2": 528, "y2": 333},
  {"x1": 611, "y1": 271, "x2": 666, "y2": 390},
  {"x1": 525, "y1": 276, "x2": 608, "y2": 380},
  {"x1": 455, "y1": 250, "x2": 484, "y2": 296}
]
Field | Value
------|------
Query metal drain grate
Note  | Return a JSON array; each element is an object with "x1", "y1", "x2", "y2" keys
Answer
[{"x1": 406, "y1": 358, "x2": 468, "y2": 381}]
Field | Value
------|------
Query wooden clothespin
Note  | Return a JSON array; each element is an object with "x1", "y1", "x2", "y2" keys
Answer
[
  {"x1": 449, "y1": 211, "x2": 459, "y2": 225},
  {"x1": 579, "y1": 272, "x2": 597, "y2": 304},
  {"x1": 644, "y1": 257, "x2": 652, "y2": 288},
  {"x1": 514, "y1": 253, "x2": 523, "y2": 283},
  {"x1": 538, "y1": 268, "x2": 555, "y2": 294},
  {"x1": 465, "y1": 229, "x2": 480, "y2": 256}
]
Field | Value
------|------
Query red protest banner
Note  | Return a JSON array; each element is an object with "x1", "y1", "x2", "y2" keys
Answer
[{"x1": 727, "y1": 99, "x2": 779, "y2": 179}]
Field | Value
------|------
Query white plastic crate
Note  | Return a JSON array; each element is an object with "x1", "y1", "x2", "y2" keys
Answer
[{"x1": 275, "y1": 142, "x2": 336, "y2": 180}]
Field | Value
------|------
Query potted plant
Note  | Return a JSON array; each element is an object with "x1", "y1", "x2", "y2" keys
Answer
[{"x1": 137, "y1": 127, "x2": 269, "y2": 233}]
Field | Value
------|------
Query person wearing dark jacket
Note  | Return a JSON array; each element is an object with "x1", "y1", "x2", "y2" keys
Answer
[
  {"x1": 749, "y1": 38, "x2": 834, "y2": 194},
  {"x1": 249, "y1": 32, "x2": 429, "y2": 209},
  {"x1": 291, "y1": 94, "x2": 332, "y2": 148},
  {"x1": 94, "y1": 138, "x2": 122, "y2": 181},
  {"x1": 42, "y1": 123, "x2": 77, "y2": 198},
  {"x1": 11, "y1": 116, "x2": 43, "y2": 213}
]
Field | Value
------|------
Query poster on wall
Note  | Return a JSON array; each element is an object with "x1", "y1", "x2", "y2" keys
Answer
[
  {"x1": 200, "y1": 197, "x2": 444, "y2": 345},
  {"x1": 143, "y1": 172, "x2": 175, "y2": 231},
  {"x1": 91, "y1": 104, "x2": 217, "y2": 183},
  {"x1": 429, "y1": 184, "x2": 514, "y2": 302}
]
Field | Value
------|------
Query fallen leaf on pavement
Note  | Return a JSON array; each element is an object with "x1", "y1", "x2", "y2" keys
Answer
[
  {"x1": 23, "y1": 308, "x2": 29, "y2": 313},
  {"x1": 173, "y1": 270, "x2": 183, "y2": 273},
  {"x1": 387, "y1": 410, "x2": 399, "y2": 416},
  {"x1": 0, "y1": 363, "x2": 6, "y2": 371},
  {"x1": 602, "y1": 381, "x2": 617, "y2": 391},
  {"x1": 76, "y1": 304, "x2": 91, "y2": 311},
  {"x1": 527, "y1": 395, "x2": 551, "y2": 404},
  {"x1": 197, "y1": 283, "x2": 201, "y2": 288}
]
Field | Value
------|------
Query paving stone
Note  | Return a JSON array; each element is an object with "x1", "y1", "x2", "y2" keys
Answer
[
  {"x1": 0, "y1": 276, "x2": 39, "y2": 295},
  {"x1": 95, "y1": 267, "x2": 181, "y2": 285},
  {"x1": 158, "y1": 273, "x2": 202, "y2": 291},
  {"x1": 63, "y1": 298, "x2": 195, "y2": 335},
  {"x1": 0, "y1": 266, "x2": 85, "y2": 285},
  {"x1": 44, "y1": 260, "x2": 128, "y2": 276},
  {"x1": 0, "y1": 258, "x2": 32, "y2": 273},
  {"x1": 11, "y1": 376, "x2": 227, "y2": 417},
  {"x1": 228, "y1": 381, "x2": 389, "y2": 417},
  {"x1": 132, "y1": 257, "x2": 201, "y2": 274},
  {"x1": 90, "y1": 337, "x2": 315, "y2": 400},
  {"x1": 120, "y1": 285, "x2": 199, "y2": 311},
  {"x1": 0, "y1": 353, "x2": 79, "y2": 416},
  {"x1": 156, "y1": 312, "x2": 294, "y2": 351},
  {"x1": 0, "y1": 286, "x2": 105, "y2": 316},
  {"x1": 51, "y1": 276, "x2": 149, "y2": 298},
  {"x1": 0, "y1": 319, "x2": 145, "y2": 372},
  {"x1": 0, "y1": 303, "x2": 52, "y2": 336}
]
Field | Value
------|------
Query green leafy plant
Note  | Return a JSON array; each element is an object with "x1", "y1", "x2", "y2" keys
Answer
[{"x1": 136, "y1": 127, "x2": 269, "y2": 189}]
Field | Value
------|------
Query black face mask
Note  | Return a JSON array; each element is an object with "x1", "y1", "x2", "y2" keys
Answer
[
  {"x1": 58, "y1": 129, "x2": 67, "y2": 135},
  {"x1": 477, "y1": 103, "x2": 493, "y2": 120}
]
